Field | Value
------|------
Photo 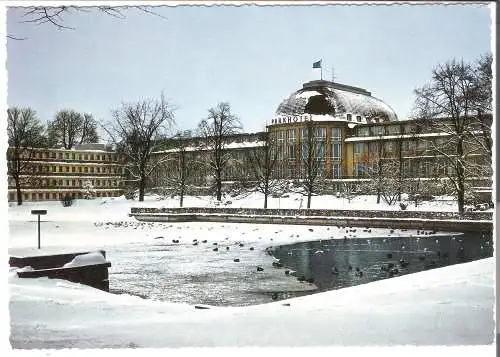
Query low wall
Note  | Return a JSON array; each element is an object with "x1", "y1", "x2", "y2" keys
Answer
[
  {"x1": 129, "y1": 208, "x2": 492, "y2": 232},
  {"x1": 130, "y1": 207, "x2": 492, "y2": 221},
  {"x1": 11, "y1": 250, "x2": 111, "y2": 292},
  {"x1": 10, "y1": 250, "x2": 107, "y2": 270}
]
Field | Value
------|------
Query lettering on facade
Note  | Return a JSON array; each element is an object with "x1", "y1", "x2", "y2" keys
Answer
[{"x1": 270, "y1": 114, "x2": 313, "y2": 125}]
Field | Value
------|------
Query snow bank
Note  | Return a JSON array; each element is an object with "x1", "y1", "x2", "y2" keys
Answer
[
  {"x1": 63, "y1": 251, "x2": 107, "y2": 268},
  {"x1": 9, "y1": 258, "x2": 494, "y2": 348}
]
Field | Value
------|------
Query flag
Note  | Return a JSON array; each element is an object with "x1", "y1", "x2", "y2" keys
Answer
[{"x1": 312, "y1": 60, "x2": 322, "y2": 69}]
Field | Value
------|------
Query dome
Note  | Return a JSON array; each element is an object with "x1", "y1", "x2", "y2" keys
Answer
[{"x1": 275, "y1": 80, "x2": 398, "y2": 123}]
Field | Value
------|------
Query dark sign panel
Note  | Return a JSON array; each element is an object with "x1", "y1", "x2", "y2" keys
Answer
[{"x1": 31, "y1": 210, "x2": 47, "y2": 215}]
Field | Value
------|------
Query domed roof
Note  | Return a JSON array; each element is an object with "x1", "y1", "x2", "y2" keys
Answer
[{"x1": 276, "y1": 80, "x2": 398, "y2": 123}]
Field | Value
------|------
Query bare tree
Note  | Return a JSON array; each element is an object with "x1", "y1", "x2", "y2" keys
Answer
[
  {"x1": 7, "y1": 107, "x2": 46, "y2": 205},
  {"x1": 104, "y1": 93, "x2": 176, "y2": 202},
  {"x1": 155, "y1": 133, "x2": 199, "y2": 207},
  {"x1": 246, "y1": 129, "x2": 280, "y2": 209},
  {"x1": 366, "y1": 135, "x2": 386, "y2": 204},
  {"x1": 300, "y1": 121, "x2": 325, "y2": 208},
  {"x1": 413, "y1": 57, "x2": 492, "y2": 215},
  {"x1": 8, "y1": 5, "x2": 166, "y2": 40},
  {"x1": 340, "y1": 181, "x2": 358, "y2": 204},
  {"x1": 48, "y1": 109, "x2": 99, "y2": 149},
  {"x1": 472, "y1": 53, "x2": 493, "y2": 156},
  {"x1": 81, "y1": 113, "x2": 100, "y2": 144},
  {"x1": 197, "y1": 102, "x2": 242, "y2": 201}
]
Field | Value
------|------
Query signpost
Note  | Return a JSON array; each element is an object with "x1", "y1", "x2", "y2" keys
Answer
[{"x1": 31, "y1": 210, "x2": 47, "y2": 249}]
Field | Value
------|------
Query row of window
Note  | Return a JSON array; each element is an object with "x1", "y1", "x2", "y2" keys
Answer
[
  {"x1": 9, "y1": 178, "x2": 121, "y2": 188},
  {"x1": 274, "y1": 142, "x2": 342, "y2": 161},
  {"x1": 353, "y1": 161, "x2": 455, "y2": 178},
  {"x1": 275, "y1": 128, "x2": 343, "y2": 141},
  {"x1": 8, "y1": 190, "x2": 121, "y2": 202},
  {"x1": 356, "y1": 124, "x2": 415, "y2": 137},
  {"x1": 21, "y1": 151, "x2": 119, "y2": 162},
  {"x1": 346, "y1": 114, "x2": 363, "y2": 122},
  {"x1": 33, "y1": 165, "x2": 124, "y2": 174}
]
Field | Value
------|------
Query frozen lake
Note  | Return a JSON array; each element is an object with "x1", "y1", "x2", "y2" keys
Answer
[{"x1": 106, "y1": 230, "x2": 492, "y2": 306}]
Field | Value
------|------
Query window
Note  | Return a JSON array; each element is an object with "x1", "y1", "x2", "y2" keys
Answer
[
  {"x1": 403, "y1": 141, "x2": 413, "y2": 152},
  {"x1": 332, "y1": 143, "x2": 341, "y2": 160},
  {"x1": 369, "y1": 142, "x2": 378, "y2": 153},
  {"x1": 72, "y1": 180, "x2": 76, "y2": 186},
  {"x1": 372, "y1": 126, "x2": 384, "y2": 136},
  {"x1": 59, "y1": 153, "x2": 63, "y2": 159},
  {"x1": 354, "y1": 143, "x2": 364, "y2": 154},
  {"x1": 91, "y1": 154, "x2": 94, "y2": 160},
  {"x1": 385, "y1": 142, "x2": 393, "y2": 152},
  {"x1": 58, "y1": 179, "x2": 62, "y2": 186},
  {"x1": 90, "y1": 167, "x2": 94, "y2": 173},
  {"x1": 332, "y1": 127, "x2": 342, "y2": 141},
  {"x1": 356, "y1": 115, "x2": 362, "y2": 122},
  {"x1": 97, "y1": 167, "x2": 100, "y2": 173},
  {"x1": 300, "y1": 128, "x2": 308, "y2": 140},
  {"x1": 66, "y1": 166, "x2": 69, "y2": 172},
  {"x1": 404, "y1": 124, "x2": 415, "y2": 134},
  {"x1": 417, "y1": 140, "x2": 427, "y2": 152},
  {"x1": 315, "y1": 142, "x2": 325, "y2": 159},
  {"x1": 72, "y1": 167, "x2": 76, "y2": 172},
  {"x1": 84, "y1": 167, "x2": 88, "y2": 173},
  {"x1": 420, "y1": 161, "x2": 432, "y2": 177},
  {"x1": 97, "y1": 179, "x2": 101, "y2": 186},
  {"x1": 355, "y1": 162, "x2": 365, "y2": 177},
  {"x1": 357, "y1": 127, "x2": 369, "y2": 137},
  {"x1": 314, "y1": 127, "x2": 326, "y2": 139},
  {"x1": 332, "y1": 163, "x2": 342, "y2": 179},
  {"x1": 72, "y1": 153, "x2": 75, "y2": 160},
  {"x1": 46, "y1": 193, "x2": 50, "y2": 199},
  {"x1": 346, "y1": 114, "x2": 352, "y2": 121},
  {"x1": 287, "y1": 144, "x2": 296, "y2": 159},
  {"x1": 387, "y1": 125, "x2": 400, "y2": 134},
  {"x1": 65, "y1": 153, "x2": 69, "y2": 159},
  {"x1": 78, "y1": 167, "x2": 82, "y2": 173},
  {"x1": 286, "y1": 129, "x2": 296, "y2": 141},
  {"x1": 65, "y1": 180, "x2": 69, "y2": 186}
]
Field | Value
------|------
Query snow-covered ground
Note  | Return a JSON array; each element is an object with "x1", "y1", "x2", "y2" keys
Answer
[{"x1": 7, "y1": 193, "x2": 495, "y2": 352}]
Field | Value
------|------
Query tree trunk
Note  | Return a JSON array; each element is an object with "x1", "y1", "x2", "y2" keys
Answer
[
  {"x1": 264, "y1": 181, "x2": 268, "y2": 209},
  {"x1": 180, "y1": 182, "x2": 185, "y2": 208},
  {"x1": 216, "y1": 171, "x2": 222, "y2": 201},
  {"x1": 307, "y1": 183, "x2": 312, "y2": 209},
  {"x1": 457, "y1": 181, "x2": 465, "y2": 215},
  {"x1": 138, "y1": 176, "x2": 146, "y2": 202},
  {"x1": 15, "y1": 175, "x2": 22, "y2": 206}
]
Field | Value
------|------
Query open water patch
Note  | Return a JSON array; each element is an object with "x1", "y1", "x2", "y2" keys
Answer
[{"x1": 269, "y1": 231, "x2": 493, "y2": 293}]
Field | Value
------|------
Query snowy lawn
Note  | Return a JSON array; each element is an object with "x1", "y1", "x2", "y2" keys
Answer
[{"x1": 7, "y1": 194, "x2": 494, "y2": 349}]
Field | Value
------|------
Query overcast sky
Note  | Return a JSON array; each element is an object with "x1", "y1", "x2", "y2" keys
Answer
[{"x1": 7, "y1": 3, "x2": 492, "y2": 135}]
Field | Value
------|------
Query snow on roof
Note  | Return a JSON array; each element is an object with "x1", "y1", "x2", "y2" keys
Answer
[
  {"x1": 295, "y1": 90, "x2": 322, "y2": 99},
  {"x1": 345, "y1": 132, "x2": 452, "y2": 142},
  {"x1": 276, "y1": 81, "x2": 398, "y2": 122},
  {"x1": 154, "y1": 141, "x2": 265, "y2": 154}
]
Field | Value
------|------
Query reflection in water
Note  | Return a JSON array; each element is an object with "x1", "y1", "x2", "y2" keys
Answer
[{"x1": 271, "y1": 231, "x2": 493, "y2": 292}]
